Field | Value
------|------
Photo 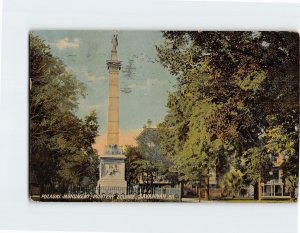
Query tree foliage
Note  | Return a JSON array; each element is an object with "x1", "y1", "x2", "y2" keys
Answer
[
  {"x1": 124, "y1": 145, "x2": 143, "y2": 186},
  {"x1": 285, "y1": 175, "x2": 298, "y2": 201},
  {"x1": 124, "y1": 145, "x2": 159, "y2": 194},
  {"x1": 220, "y1": 168, "x2": 244, "y2": 198},
  {"x1": 29, "y1": 33, "x2": 99, "y2": 195},
  {"x1": 156, "y1": 31, "x2": 299, "y2": 199},
  {"x1": 124, "y1": 127, "x2": 178, "y2": 193}
]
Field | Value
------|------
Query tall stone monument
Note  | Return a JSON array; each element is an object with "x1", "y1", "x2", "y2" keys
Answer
[{"x1": 97, "y1": 33, "x2": 127, "y2": 195}]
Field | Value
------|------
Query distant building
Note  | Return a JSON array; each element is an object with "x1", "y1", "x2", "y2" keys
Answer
[{"x1": 262, "y1": 153, "x2": 285, "y2": 197}]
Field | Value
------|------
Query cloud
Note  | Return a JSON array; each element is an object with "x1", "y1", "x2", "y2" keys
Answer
[
  {"x1": 52, "y1": 37, "x2": 80, "y2": 50},
  {"x1": 86, "y1": 73, "x2": 107, "y2": 82}
]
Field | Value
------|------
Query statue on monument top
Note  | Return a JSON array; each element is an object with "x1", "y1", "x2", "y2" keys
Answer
[{"x1": 111, "y1": 34, "x2": 118, "y2": 51}]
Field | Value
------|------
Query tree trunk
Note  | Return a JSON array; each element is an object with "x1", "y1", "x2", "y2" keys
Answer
[
  {"x1": 206, "y1": 176, "x2": 210, "y2": 200},
  {"x1": 258, "y1": 176, "x2": 262, "y2": 202},
  {"x1": 198, "y1": 179, "x2": 202, "y2": 202},
  {"x1": 253, "y1": 182, "x2": 258, "y2": 200},
  {"x1": 290, "y1": 188, "x2": 296, "y2": 202},
  {"x1": 181, "y1": 181, "x2": 184, "y2": 195}
]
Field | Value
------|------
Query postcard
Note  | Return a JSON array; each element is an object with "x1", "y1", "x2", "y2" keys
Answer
[{"x1": 29, "y1": 31, "x2": 299, "y2": 202}]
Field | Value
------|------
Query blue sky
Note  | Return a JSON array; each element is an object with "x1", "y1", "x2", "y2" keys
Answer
[{"x1": 33, "y1": 31, "x2": 175, "y2": 148}]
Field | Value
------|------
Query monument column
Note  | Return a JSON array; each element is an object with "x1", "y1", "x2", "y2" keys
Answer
[
  {"x1": 107, "y1": 34, "x2": 121, "y2": 146},
  {"x1": 97, "y1": 33, "x2": 127, "y2": 195}
]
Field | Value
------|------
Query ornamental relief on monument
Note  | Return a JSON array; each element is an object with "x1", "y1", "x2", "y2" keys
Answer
[{"x1": 101, "y1": 163, "x2": 122, "y2": 178}]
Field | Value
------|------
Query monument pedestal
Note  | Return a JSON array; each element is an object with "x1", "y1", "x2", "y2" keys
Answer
[{"x1": 97, "y1": 150, "x2": 127, "y2": 195}]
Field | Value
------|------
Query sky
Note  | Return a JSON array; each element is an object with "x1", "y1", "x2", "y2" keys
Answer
[{"x1": 32, "y1": 31, "x2": 176, "y2": 153}]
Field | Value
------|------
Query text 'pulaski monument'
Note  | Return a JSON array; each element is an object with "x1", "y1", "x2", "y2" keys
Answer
[{"x1": 96, "y1": 33, "x2": 127, "y2": 195}]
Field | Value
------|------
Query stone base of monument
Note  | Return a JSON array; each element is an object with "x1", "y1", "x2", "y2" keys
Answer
[{"x1": 96, "y1": 151, "x2": 127, "y2": 195}]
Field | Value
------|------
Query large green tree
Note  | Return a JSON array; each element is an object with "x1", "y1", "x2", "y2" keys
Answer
[
  {"x1": 156, "y1": 31, "x2": 299, "y2": 201},
  {"x1": 29, "y1": 34, "x2": 99, "y2": 197}
]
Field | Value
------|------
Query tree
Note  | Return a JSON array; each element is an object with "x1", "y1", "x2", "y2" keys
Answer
[
  {"x1": 156, "y1": 31, "x2": 299, "y2": 201},
  {"x1": 124, "y1": 126, "x2": 178, "y2": 194},
  {"x1": 29, "y1": 33, "x2": 99, "y2": 197},
  {"x1": 261, "y1": 116, "x2": 299, "y2": 201},
  {"x1": 242, "y1": 147, "x2": 273, "y2": 201},
  {"x1": 157, "y1": 87, "x2": 230, "y2": 200},
  {"x1": 220, "y1": 169, "x2": 244, "y2": 198},
  {"x1": 124, "y1": 145, "x2": 143, "y2": 187},
  {"x1": 285, "y1": 175, "x2": 298, "y2": 202},
  {"x1": 137, "y1": 127, "x2": 174, "y2": 181},
  {"x1": 57, "y1": 111, "x2": 99, "y2": 191},
  {"x1": 133, "y1": 159, "x2": 159, "y2": 194},
  {"x1": 124, "y1": 146, "x2": 160, "y2": 194}
]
